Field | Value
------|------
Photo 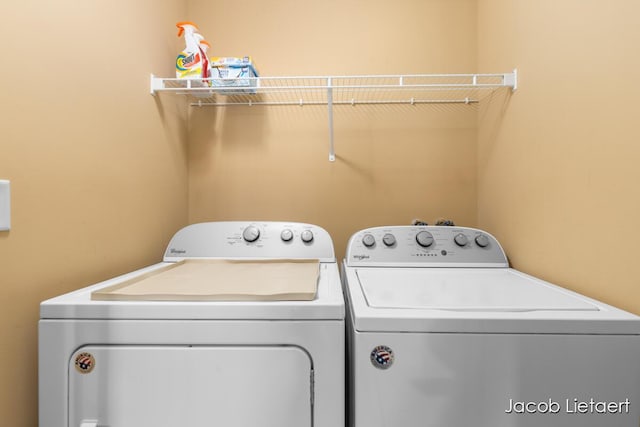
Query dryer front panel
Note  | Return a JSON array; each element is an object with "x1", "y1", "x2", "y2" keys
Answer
[{"x1": 69, "y1": 345, "x2": 312, "y2": 427}]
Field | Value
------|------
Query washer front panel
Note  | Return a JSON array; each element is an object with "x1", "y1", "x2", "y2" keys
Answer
[{"x1": 350, "y1": 330, "x2": 640, "y2": 427}]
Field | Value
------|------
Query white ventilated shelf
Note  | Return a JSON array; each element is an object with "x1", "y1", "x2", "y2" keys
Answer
[{"x1": 150, "y1": 71, "x2": 517, "y2": 161}]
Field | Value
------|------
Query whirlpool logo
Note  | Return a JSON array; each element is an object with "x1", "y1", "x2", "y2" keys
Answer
[
  {"x1": 353, "y1": 254, "x2": 370, "y2": 260},
  {"x1": 170, "y1": 248, "x2": 186, "y2": 254}
]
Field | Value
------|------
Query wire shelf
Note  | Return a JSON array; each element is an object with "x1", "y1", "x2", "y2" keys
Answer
[
  {"x1": 151, "y1": 72, "x2": 516, "y2": 106},
  {"x1": 150, "y1": 71, "x2": 517, "y2": 161}
]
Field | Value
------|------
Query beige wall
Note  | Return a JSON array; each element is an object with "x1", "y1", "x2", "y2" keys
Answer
[
  {"x1": 187, "y1": 0, "x2": 479, "y2": 259},
  {"x1": 477, "y1": 0, "x2": 640, "y2": 315},
  {"x1": 0, "y1": 1, "x2": 188, "y2": 425}
]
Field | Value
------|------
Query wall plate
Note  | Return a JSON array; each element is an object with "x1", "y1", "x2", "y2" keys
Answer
[{"x1": 0, "y1": 180, "x2": 10, "y2": 231}]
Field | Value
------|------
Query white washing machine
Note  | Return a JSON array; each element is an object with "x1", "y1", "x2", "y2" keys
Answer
[
  {"x1": 40, "y1": 221, "x2": 344, "y2": 427},
  {"x1": 342, "y1": 225, "x2": 640, "y2": 427}
]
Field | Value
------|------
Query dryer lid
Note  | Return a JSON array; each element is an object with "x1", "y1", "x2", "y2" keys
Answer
[
  {"x1": 91, "y1": 260, "x2": 320, "y2": 302},
  {"x1": 40, "y1": 262, "x2": 344, "y2": 320},
  {"x1": 356, "y1": 268, "x2": 598, "y2": 312}
]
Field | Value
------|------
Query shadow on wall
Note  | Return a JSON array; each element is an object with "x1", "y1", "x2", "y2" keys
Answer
[
  {"x1": 187, "y1": 104, "x2": 269, "y2": 164},
  {"x1": 477, "y1": 87, "x2": 515, "y2": 171},
  {"x1": 153, "y1": 94, "x2": 190, "y2": 172}
]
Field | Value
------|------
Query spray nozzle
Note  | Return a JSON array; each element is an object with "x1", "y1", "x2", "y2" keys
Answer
[
  {"x1": 176, "y1": 21, "x2": 199, "y2": 37},
  {"x1": 193, "y1": 33, "x2": 210, "y2": 50}
]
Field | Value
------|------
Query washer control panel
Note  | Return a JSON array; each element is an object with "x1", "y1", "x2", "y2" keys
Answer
[
  {"x1": 165, "y1": 221, "x2": 335, "y2": 262},
  {"x1": 345, "y1": 226, "x2": 508, "y2": 267}
]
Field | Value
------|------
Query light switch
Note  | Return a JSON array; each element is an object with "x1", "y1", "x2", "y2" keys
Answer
[{"x1": 0, "y1": 180, "x2": 10, "y2": 231}]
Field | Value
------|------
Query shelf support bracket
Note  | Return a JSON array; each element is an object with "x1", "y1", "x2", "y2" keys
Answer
[
  {"x1": 504, "y1": 69, "x2": 518, "y2": 91},
  {"x1": 150, "y1": 74, "x2": 163, "y2": 96},
  {"x1": 327, "y1": 77, "x2": 335, "y2": 162}
]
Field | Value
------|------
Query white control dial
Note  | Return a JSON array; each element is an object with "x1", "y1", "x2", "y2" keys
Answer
[
  {"x1": 415, "y1": 231, "x2": 434, "y2": 247},
  {"x1": 362, "y1": 234, "x2": 376, "y2": 247},
  {"x1": 382, "y1": 233, "x2": 396, "y2": 247},
  {"x1": 242, "y1": 226, "x2": 260, "y2": 242},
  {"x1": 454, "y1": 233, "x2": 468, "y2": 247},
  {"x1": 280, "y1": 229, "x2": 293, "y2": 242},
  {"x1": 475, "y1": 234, "x2": 490, "y2": 248},
  {"x1": 301, "y1": 230, "x2": 314, "y2": 243}
]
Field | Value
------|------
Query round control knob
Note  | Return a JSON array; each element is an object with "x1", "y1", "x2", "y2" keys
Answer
[
  {"x1": 475, "y1": 234, "x2": 490, "y2": 248},
  {"x1": 382, "y1": 233, "x2": 396, "y2": 247},
  {"x1": 454, "y1": 233, "x2": 468, "y2": 247},
  {"x1": 362, "y1": 234, "x2": 376, "y2": 248},
  {"x1": 280, "y1": 229, "x2": 293, "y2": 242},
  {"x1": 242, "y1": 226, "x2": 260, "y2": 243},
  {"x1": 415, "y1": 231, "x2": 434, "y2": 248},
  {"x1": 301, "y1": 230, "x2": 314, "y2": 243}
]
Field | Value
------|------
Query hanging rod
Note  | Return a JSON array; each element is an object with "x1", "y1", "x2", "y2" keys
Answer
[{"x1": 189, "y1": 98, "x2": 479, "y2": 107}]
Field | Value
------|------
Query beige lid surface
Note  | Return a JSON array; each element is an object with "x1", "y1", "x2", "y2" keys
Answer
[{"x1": 92, "y1": 259, "x2": 320, "y2": 301}]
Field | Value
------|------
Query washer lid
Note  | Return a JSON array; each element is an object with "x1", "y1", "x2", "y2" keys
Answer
[
  {"x1": 346, "y1": 267, "x2": 640, "y2": 334},
  {"x1": 357, "y1": 268, "x2": 598, "y2": 312}
]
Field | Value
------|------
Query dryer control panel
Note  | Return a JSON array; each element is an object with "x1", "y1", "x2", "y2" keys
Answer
[
  {"x1": 345, "y1": 226, "x2": 508, "y2": 267},
  {"x1": 164, "y1": 221, "x2": 335, "y2": 262}
]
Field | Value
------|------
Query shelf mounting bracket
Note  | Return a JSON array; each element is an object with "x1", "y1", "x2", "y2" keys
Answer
[
  {"x1": 327, "y1": 77, "x2": 336, "y2": 162},
  {"x1": 505, "y1": 69, "x2": 518, "y2": 91}
]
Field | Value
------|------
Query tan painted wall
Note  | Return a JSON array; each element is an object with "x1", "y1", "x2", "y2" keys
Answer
[
  {"x1": 0, "y1": 1, "x2": 188, "y2": 425},
  {"x1": 477, "y1": 0, "x2": 640, "y2": 315},
  {"x1": 187, "y1": 0, "x2": 479, "y2": 259}
]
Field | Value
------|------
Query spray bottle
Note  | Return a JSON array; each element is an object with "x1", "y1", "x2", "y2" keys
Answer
[
  {"x1": 194, "y1": 33, "x2": 211, "y2": 85},
  {"x1": 176, "y1": 21, "x2": 203, "y2": 79}
]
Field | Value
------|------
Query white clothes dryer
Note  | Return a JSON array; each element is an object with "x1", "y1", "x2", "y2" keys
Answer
[
  {"x1": 342, "y1": 225, "x2": 640, "y2": 427},
  {"x1": 40, "y1": 221, "x2": 345, "y2": 427}
]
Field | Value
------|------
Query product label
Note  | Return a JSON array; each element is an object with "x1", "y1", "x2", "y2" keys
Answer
[
  {"x1": 370, "y1": 345, "x2": 394, "y2": 369},
  {"x1": 176, "y1": 51, "x2": 202, "y2": 78},
  {"x1": 74, "y1": 352, "x2": 95, "y2": 374}
]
